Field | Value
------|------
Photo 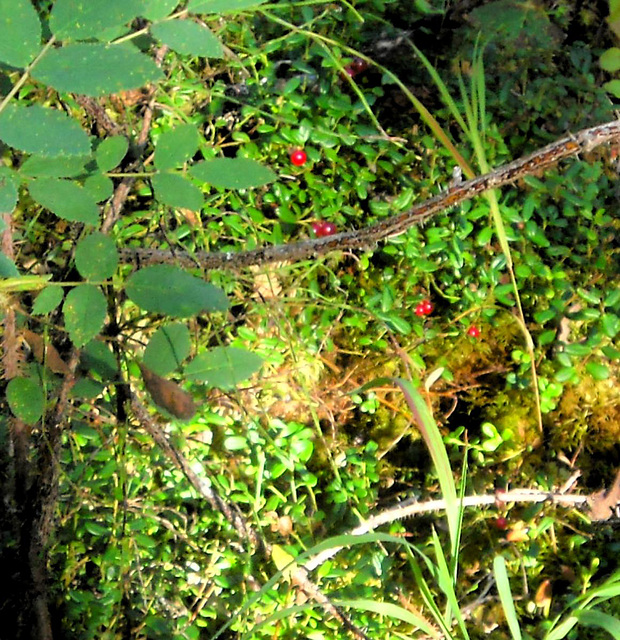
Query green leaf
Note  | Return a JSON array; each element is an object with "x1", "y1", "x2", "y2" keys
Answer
[
  {"x1": 0, "y1": 0, "x2": 41, "y2": 68},
  {"x1": 152, "y1": 172, "x2": 204, "y2": 210},
  {"x1": 585, "y1": 361, "x2": 610, "y2": 381},
  {"x1": 142, "y1": 0, "x2": 179, "y2": 20},
  {"x1": 31, "y1": 43, "x2": 165, "y2": 97},
  {"x1": 0, "y1": 167, "x2": 18, "y2": 212},
  {"x1": 493, "y1": 556, "x2": 522, "y2": 640},
  {"x1": 154, "y1": 124, "x2": 200, "y2": 170},
  {"x1": 32, "y1": 286, "x2": 64, "y2": 315},
  {"x1": 63, "y1": 285, "x2": 107, "y2": 347},
  {"x1": 190, "y1": 158, "x2": 276, "y2": 189},
  {"x1": 75, "y1": 232, "x2": 119, "y2": 281},
  {"x1": 600, "y1": 47, "x2": 620, "y2": 72},
  {"x1": 185, "y1": 346, "x2": 263, "y2": 388},
  {"x1": 49, "y1": 0, "x2": 145, "y2": 40},
  {"x1": 7, "y1": 377, "x2": 45, "y2": 424},
  {"x1": 29, "y1": 178, "x2": 99, "y2": 225},
  {"x1": 0, "y1": 104, "x2": 91, "y2": 157},
  {"x1": 143, "y1": 323, "x2": 192, "y2": 376},
  {"x1": 83, "y1": 174, "x2": 114, "y2": 202},
  {"x1": 82, "y1": 340, "x2": 119, "y2": 379},
  {"x1": 188, "y1": 0, "x2": 267, "y2": 12},
  {"x1": 95, "y1": 136, "x2": 129, "y2": 172},
  {"x1": 126, "y1": 265, "x2": 229, "y2": 317},
  {"x1": 19, "y1": 154, "x2": 90, "y2": 178},
  {"x1": 0, "y1": 253, "x2": 19, "y2": 277},
  {"x1": 151, "y1": 19, "x2": 224, "y2": 57}
]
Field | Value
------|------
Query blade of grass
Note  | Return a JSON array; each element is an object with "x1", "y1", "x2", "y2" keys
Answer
[{"x1": 493, "y1": 555, "x2": 523, "y2": 640}]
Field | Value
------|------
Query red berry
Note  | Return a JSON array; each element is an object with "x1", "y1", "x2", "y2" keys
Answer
[
  {"x1": 321, "y1": 222, "x2": 337, "y2": 236},
  {"x1": 415, "y1": 304, "x2": 426, "y2": 317},
  {"x1": 495, "y1": 517, "x2": 508, "y2": 530},
  {"x1": 290, "y1": 149, "x2": 307, "y2": 166},
  {"x1": 467, "y1": 325, "x2": 481, "y2": 338},
  {"x1": 344, "y1": 58, "x2": 369, "y2": 77},
  {"x1": 351, "y1": 58, "x2": 368, "y2": 73},
  {"x1": 312, "y1": 221, "x2": 337, "y2": 237}
]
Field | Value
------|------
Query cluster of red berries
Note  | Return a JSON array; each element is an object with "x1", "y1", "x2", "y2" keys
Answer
[
  {"x1": 312, "y1": 220, "x2": 338, "y2": 237},
  {"x1": 414, "y1": 299, "x2": 434, "y2": 317}
]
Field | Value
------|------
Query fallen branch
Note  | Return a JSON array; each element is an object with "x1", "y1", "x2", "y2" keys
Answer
[{"x1": 119, "y1": 119, "x2": 620, "y2": 271}]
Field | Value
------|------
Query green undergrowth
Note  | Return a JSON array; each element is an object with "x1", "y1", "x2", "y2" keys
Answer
[{"x1": 1, "y1": 0, "x2": 620, "y2": 638}]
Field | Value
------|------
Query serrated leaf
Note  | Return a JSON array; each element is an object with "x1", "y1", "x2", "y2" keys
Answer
[
  {"x1": 95, "y1": 136, "x2": 129, "y2": 172},
  {"x1": 31, "y1": 43, "x2": 164, "y2": 97},
  {"x1": 0, "y1": 104, "x2": 91, "y2": 157},
  {"x1": 0, "y1": 167, "x2": 18, "y2": 212},
  {"x1": 151, "y1": 19, "x2": 223, "y2": 57},
  {"x1": 126, "y1": 265, "x2": 228, "y2": 317},
  {"x1": 143, "y1": 0, "x2": 179, "y2": 20},
  {"x1": 63, "y1": 285, "x2": 107, "y2": 347},
  {"x1": 49, "y1": 0, "x2": 145, "y2": 40},
  {"x1": 0, "y1": 0, "x2": 41, "y2": 68},
  {"x1": 152, "y1": 172, "x2": 204, "y2": 210},
  {"x1": 83, "y1": 174, "x2": 114, "y2": 202},
  {"x1": 20, "y1": 154, "x2": 90, "y2": 178},
  {"x1": 188, "y1": 0, "x2": 267, "y2": 12},
  {"x1": 29, "y1": 178, "x2": 99, "y2": 224},
  {"x1": 184, "y1": 346, "x2": 263, "y2": 388},
  {"x1": 190, "y1": 158, "x2": 276, "y2": 189},
  {"x1": 75, "y1": 232, "x2": 118, "y2": 280},
  {"x1": 144, "y1": 323, "x2": 192, "y2": 376},
  {"x1": 32, "y1": 286, "x2": 64, "y2": 315},
  {"x1": 154, "y1": 124, "x2": 200, "y2": 170},
  {"x1": 7, "y1": 377, "x2": 45, "y2": 424}
]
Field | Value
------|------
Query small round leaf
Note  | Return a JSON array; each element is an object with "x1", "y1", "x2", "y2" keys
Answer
[{"x1": 7, "y1": 377, "x2": 44, "y2": 424}]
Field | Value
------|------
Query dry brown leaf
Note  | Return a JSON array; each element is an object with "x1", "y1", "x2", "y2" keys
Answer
[
  {"x1": 587, "y1": 469, "x2": 620, "y2": 521},
  {"x1": 22, "y1": 329, "x2": 71, "y2": 375},
  {"x1": 138, "y1": 362, "x2": 197, "y2": 420}
]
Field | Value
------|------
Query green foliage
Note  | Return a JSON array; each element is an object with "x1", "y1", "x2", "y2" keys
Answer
[
  {"x1": 6, "y1": 376, "x2": 44, "y2": 424},
  {"x1": 126, "y1": 264, "x2": 229, "y2": 316},
  {"x1": 0, "y1": 0, "x2": 618, "y2": 638}
]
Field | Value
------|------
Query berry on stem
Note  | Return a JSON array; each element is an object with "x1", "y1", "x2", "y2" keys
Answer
[{"x1": 290, "y1": 148, "x2": 307, "y2": 166}]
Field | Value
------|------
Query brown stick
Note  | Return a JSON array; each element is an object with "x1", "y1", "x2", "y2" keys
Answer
[{"x1": 119, "y1": 119, "x2": 620, "y2": 271}]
